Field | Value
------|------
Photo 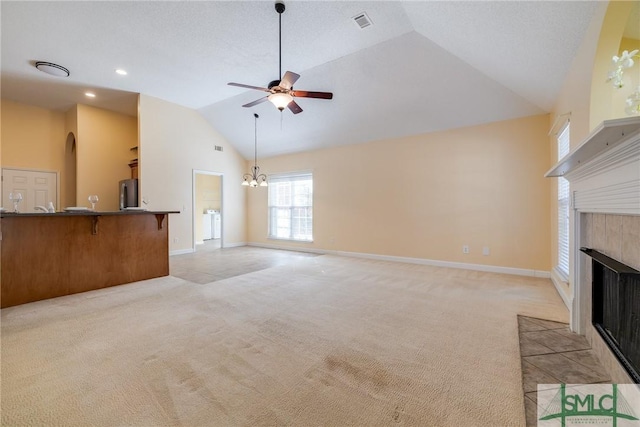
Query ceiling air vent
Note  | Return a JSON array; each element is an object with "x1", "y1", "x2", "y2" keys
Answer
[
  {"x1": 352, "y1": 12, "x2": 372, "y2": 30},
  {"x1": 215, "y1": 145, "x2": 223, "y2": 152}
]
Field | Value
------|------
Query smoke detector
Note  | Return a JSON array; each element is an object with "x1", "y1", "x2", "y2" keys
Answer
[{"x1": 35, "y1": 61, "x2": 69, "y2": 77}]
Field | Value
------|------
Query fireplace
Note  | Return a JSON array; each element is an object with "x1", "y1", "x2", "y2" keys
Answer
[
  {"x1": 581, "y1": 247, "x2": 640, "y2": 383},
  {"x1": 545, "y1": 116, "x2": 640, "y2": 384}
]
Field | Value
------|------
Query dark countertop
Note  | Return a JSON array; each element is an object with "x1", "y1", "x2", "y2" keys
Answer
[{"x1": 1, "y1": 210, "x2": 180, "y2": 218}]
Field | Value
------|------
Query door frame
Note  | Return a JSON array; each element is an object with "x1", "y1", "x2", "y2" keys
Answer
[
  {"x1": 192, "y1": 169, "x2": 223, "y2": 251},
  {"x1": 2, "y1": 167, "x2": 60, "y2": 211}
]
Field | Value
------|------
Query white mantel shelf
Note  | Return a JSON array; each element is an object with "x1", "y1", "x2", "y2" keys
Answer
[{"x1": 545, "y1": 116, "x2": 640, "y2": 178}]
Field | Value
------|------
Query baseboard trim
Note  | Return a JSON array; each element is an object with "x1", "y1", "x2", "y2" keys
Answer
[
  {"x1": 248, "y1": 241, "x2": 320, "y2": 255},
  {"x1": 223, "y1": 241, "x2": 247, "y2": 248},
  {"x1": 550, "y1": 267, "x2": 572, "y2": 309},
  {"x1": 170, "y1": 248, "x2": 195, "y2": 256},
  {"x1": 247, "y1": 242, "x2": 551, "y2": 278}
]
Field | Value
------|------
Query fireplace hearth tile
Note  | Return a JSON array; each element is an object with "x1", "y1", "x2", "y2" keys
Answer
[
  {"x1": 523, "y1": 317, "x2": 568, "y2": 330},
  {"x1": 562, "y1": 350, "x2": 611, "y2": 376},
  {"x1": 519, "y1": 334, "x2": 556, "y2": 357},
  {"x1": 518, "y1": 315, "x2": 613, "y2": 425},
  {"x1": 523, "y1": 329, "x2": 590, "y2": 353},
  {"x1": 524, "y1": 395, "x2": 538, "y2": 427},
  {"x1": 524, "y1": 353, "x2": 611, "y2": 384},
  {"x1": 525, "y1": 391, "x2": 537, "y2": 403},
  {"x1": 521, "y1": 360, "x2": 562, "y2": 392},
  {"x1": 518, "y1": 316, "x2": 549, "y2": 332}
]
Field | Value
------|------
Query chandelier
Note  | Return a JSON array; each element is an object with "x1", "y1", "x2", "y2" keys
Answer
[{"x1": 242, "y1": 113, "x2": 268, "y2": 187}]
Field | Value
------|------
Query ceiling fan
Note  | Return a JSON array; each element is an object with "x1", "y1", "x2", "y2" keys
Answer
[{"x1": 228, "y1": 2, "x2": 333, "y2": 114}]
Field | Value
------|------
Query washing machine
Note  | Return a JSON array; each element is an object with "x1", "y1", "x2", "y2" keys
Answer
[
  {"x1": 203, "y1": 209, "x2": 221, "y2": 240},
  {"x1": 211, "y1": 211, "x2": 221, "y2": 239}
]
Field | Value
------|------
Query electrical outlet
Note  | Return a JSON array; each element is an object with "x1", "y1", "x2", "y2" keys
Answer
[
  {"x1": 173, "y1": 238, "x2": 179, "y2": 243},
  {"x1": 463, "y1": 245, "x2": 470, "y2": 254},
  {"x1": 483, "y1": 246, "x2": 490, "y2": 256}
]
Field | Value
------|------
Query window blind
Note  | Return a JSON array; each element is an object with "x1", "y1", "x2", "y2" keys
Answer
[
  {"x1": 268, "y1": 172, "x2": 313, "y2": 241},
  {"x1": 557, "y1": 123, "x2": 570, "y2": 277}
]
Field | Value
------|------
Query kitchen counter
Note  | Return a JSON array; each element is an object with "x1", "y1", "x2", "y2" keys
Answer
[
  {"x1": 0, "y1": 209, "x2": 178, "y2": 217},
  {"x1": 1, "y1": 210, "x2": 179, "y2": 308}
]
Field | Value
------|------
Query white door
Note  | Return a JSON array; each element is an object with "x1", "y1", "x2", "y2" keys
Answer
[{"x1": 2, "y1": 168, "x2": 58, "y2": 213}]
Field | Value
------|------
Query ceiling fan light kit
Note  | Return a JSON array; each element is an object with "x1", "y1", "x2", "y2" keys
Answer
[
  {"x1": 227, "y1": 1, "x2": 333, "y2": 115},
  {"x1": 268, "y1": 92, "x2": 293, "y2": 111}
]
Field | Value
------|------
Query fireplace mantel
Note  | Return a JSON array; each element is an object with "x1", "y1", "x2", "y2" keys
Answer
[
  {"x1": 565, "y1": 117, "x2": 639, "y2": 219},
  {"x1": 548, "y1": 117, "x2": 640, "y2": 216},
  {"x1": 546, "y1": 116, "x2": 640, "y2": 180}
]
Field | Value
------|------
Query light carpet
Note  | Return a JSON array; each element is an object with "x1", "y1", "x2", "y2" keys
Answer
[{"x1": 1, "y1": 255, "x2": 568, "y2": 426}]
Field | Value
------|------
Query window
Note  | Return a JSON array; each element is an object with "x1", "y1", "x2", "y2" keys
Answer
[
  {"x1": 557, "y1": 123, "x2": 570, "y2": 277},
  {"x1": 268, "y1": 172, "x2": 313, "y2": 241}
]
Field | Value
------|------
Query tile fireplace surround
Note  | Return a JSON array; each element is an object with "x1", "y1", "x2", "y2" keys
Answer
[
  {"x1": 546, "y1": 116, "x2": 640, "y2": 384},
  {"x1": 581, "y1": 214, "x2": 639, "y2": 383}
]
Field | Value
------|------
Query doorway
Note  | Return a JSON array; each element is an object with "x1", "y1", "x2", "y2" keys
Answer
[
  {"x1": 2, "y1": 168, "x2": 58, "y2": 212},
  {"x1": 64, "y1": 132, "x2": 77, "y2": 207},
  {"x1": 192, "y1": 170, "x2": 223, "y2": 251}
]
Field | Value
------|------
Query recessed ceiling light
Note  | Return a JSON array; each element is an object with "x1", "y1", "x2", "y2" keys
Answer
[
  {"x1": 115, "y1": 69, "x2": 127, "y2": 75},
  {"x1": 85, "y1": 92, "x2": 96, "y2": 98},
  {"x1": 35, "y1": 61, "x2": 70, "y2": 77}
]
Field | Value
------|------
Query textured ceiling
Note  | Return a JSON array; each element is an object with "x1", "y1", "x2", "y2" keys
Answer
[{"x1": 1, "y1": 1, "x2": 601, "y2": 159}]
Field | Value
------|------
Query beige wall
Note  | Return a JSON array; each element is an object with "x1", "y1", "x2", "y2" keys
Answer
[
  {"x1": 552, "y1": 2, "x2": 608, "y2": 150},
  {"x1": 612, "y1": 36, "x2": 640, "y2": 119},
  {"x1": 138, "y1": 95, "x2": 246, "y2": 252},
  {"x1": 1, "y1": 99, "x2": 66, "y2": 205},
  {"x1": 1, "y1": 100, "x2": 136, "y2": 210},
  {"x1": 248, "y1": 114, "x2": 551, "y2": 272},
  {"x1": 590, "y1": 1, "x2": 636, "y2": 129},
  {"x1": 76, "y1": 104, "x2": 137, "y2": 211},
  {"x1": 195, "y1": 173, "x2": 221, "y2": 243}
]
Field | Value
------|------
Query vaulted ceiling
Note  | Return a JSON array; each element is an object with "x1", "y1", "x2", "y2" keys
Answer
[{"x1": 1, "y1": 1, "x2": 602, "y2": 159}]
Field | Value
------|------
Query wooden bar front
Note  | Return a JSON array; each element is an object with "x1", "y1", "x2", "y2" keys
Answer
[{"x1": 0, "y1": 211, "x2": 176, "y2": 308}]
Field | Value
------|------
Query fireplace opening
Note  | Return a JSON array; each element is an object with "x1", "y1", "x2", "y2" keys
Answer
[{"x1": 581, "y1": 248, "x2": 640, "y2": 384}]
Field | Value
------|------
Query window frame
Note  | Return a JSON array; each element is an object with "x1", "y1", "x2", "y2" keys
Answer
[
  {"x1": 556, "y1": 122, "x2": 571, "y2": 279},
  {"x1": 267, "y1": 171, "x2": 313, "y2": 242}
]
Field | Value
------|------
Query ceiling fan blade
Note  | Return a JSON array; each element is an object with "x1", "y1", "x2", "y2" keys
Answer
[
  {"x1": 291, "y1": 90, "x2": 333, "y2": 100},
  {"x1": 242, "y1": 97, "x2": 269, "y2": 108},
  {"x1": 288, "y1": 100, "x2": 303, "y2": 114},
  {"x1": 279, "y1": 71, "x2": 300, "y2": 90},
  {"x1": 228, "y1": 82, "x2": 270, "y2": 92}
]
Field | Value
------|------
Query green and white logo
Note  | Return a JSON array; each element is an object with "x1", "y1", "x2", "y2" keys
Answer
[{"x1": 537, "y1": 384, "x2": 640, "y2": 427}]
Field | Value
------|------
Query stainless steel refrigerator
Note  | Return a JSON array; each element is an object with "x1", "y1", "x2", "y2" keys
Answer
[{"x1": 119, "y1": 179, "x2": 138, "y2": 209}]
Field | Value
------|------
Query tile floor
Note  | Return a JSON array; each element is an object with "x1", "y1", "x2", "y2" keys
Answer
[
  {"x1": 170, "y1": 242, "x2": 318, "y2": 284},
  {"x1": 518, "y1": 316, "x2": 611, "y2": 427}
]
